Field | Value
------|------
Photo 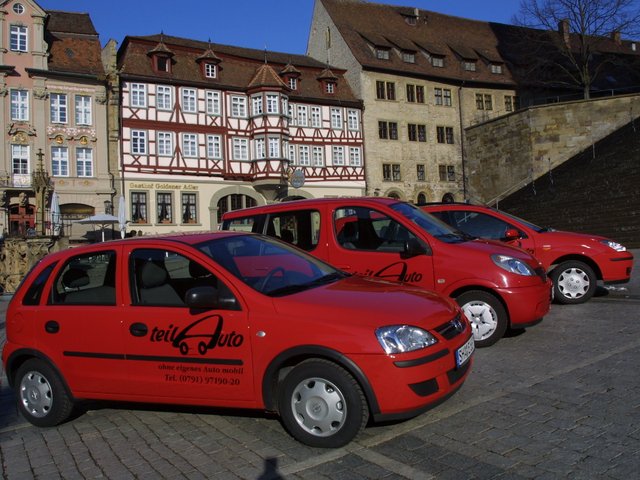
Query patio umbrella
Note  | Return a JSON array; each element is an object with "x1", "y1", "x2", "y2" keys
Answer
[
  {"x1": 76, "y1": 213, "x2": 120, "y2": 242},
  {"x1": 118, "y1": 195, "x2": 127, "y2": 238},
  {"x1": 50, "y1": 192, "x2": 62, "y2": 236}
]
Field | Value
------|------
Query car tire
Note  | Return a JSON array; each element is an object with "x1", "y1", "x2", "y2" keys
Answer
[
  {"x1": 277, "y1": 359, "x2": 368, "y2": 448},
  {"x1": 550, "y1": 261, "x2": 597, "y2": 305},
  {"x1": 456, "y1": 290, "x2": 508, "y2": 348},
  {"x1": 15, "y1": 359, "x2": 74, "y2": 427}
]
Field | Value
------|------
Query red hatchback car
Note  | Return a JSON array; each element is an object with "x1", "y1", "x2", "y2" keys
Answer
[
  {"x1": 423, "y1": 203, "x2": 634, "y2": 304},
  {"x1": 3, "y1": 232, "x2": 474, "y2": 448}
]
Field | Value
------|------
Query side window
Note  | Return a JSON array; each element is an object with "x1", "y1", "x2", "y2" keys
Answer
[
  {"x1": 23, "y1": 263, "x2": 57, "y2": 306},
  {"x1": 130, "y1": 249, "x2": 234, "y2": 308},
  {"x1": 452, "y1": 211, "x2": 513, "y2": 239},
  {"x1": 264, "y1": 210, "x2": 320, "y2": 251},
  {"x1": 222, "y1": 214, "x2": 265, "y2": 234},
  {"x1": 51, "y1": 252, "x2": 116, "y2": 305},
  {"x1": 334, "y1": 207, "x2": 417, "y2": 252}
]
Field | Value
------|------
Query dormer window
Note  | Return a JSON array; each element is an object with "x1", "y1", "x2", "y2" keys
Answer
[
  {"x1": 196, "y1": 42, "x2": 222, "y2": 80},
  {"x1": 326, "y1": 82, "x2": 335, "y2": 94},
  {"x1": 463, "y1": 61, "x2": 476, "y2": 71},
  {"x1": 156, "y1": 56, "x2": 171, "y2": 73},
  {"x1": 376, "y1": 48, "x2": 390, "y2": 60},
  {"x1": 490, "y1": 63, "x2": 503, "y2": 74},
  {"x1": 431, "y1": 56, "x2": 444, "y2": 68},
  {"x1": 402, "y1": 51, "x2": 416, "y2": 63},
  {"x1": 288, "y1": 77, "x2": 297, "y2": 90},
  {"x1": 204, "y1": 63, "x2": 217, "y2": 78},
  {"x1": 147, "y1": 36, "x2": 174, "y2": 74},
  {"x1": 13, "y1": 3, "x2": 25, "y2": 14}
]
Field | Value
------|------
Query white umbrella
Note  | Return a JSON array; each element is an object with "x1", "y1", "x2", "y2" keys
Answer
[
  {"x1": 118, "y1": 195, "x2": 127, "y2": 238},
  {"x1": 50, "y1": 192, "x2": 62, "y2": 236},
  {"x1": 76, "y1": 213, "x2": 120, "y2": 242}
]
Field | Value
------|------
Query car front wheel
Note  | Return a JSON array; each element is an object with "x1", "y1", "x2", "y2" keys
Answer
[
  {"x1": 15, "y1": 359, "x2": 74, "y2": 427},
  {"x1": 551, "y1": 261, "x2": 597, "y2": 304},
  {"x1": 456, "y1": 290, "x2": 508, "y2": 348},
  {"x1": 277, "y1": 359, "x2": 368, "y2": 448}
]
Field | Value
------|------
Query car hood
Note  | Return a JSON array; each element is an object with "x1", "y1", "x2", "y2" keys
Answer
[
  {"x1": 272, "y1": 275, "x2": 460, "y2": 331},
  {"x1": 466, "y1": 237, "x2": 541, "y2": 266}
]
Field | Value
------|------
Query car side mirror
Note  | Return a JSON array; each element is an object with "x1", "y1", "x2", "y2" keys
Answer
[
  {"x1": 402, "y1": 238, "x2": 430, "y2": 258},
  {"x1": 185, "y1": 286, "x2": 239, "y2": 310},
  {"x1": 504, "y1": 228, "x2": 521, "y2": 241}
]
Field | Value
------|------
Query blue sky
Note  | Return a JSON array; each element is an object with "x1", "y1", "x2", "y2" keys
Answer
[{"x1": 37, "y1": 0, "x2": 521, "y2": 53}]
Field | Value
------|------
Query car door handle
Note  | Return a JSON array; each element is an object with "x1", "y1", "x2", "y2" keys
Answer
[
  {"x1": 129, "y1": 323, "x2": 148, "y2": 337},
  {"x1": 45, "y1": 320, "x2": 59, "y2": 334}
]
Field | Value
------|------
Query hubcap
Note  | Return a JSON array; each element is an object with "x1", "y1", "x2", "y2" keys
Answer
[
  {"x1": 462, "y1": 301, "x2": 498, "y2": 341},
  {"x1": 20, "y1": 371, "x2": 53, "y2": 418},
  {"x1": 557, "y1": 268, "x2": 589, "y2": 299},
  {"x1": 291, "y1": 377, "x2": 346, "y2": 437}
]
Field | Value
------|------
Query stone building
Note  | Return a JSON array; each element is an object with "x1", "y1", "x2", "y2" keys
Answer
[
  {"x1": 0, "y1": 0, "x2": 113, "y2": 241},
  {"x1": 115, "y1": 34, "x2": 365, "y2": 233}
]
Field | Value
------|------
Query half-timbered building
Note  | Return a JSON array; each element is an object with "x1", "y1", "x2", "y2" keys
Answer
[{"x1": 117, "y1": 34, "x2": 365, "y2": 233}]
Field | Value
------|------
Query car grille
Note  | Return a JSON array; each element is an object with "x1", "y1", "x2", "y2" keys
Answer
[{"x1": 435, "y1": 314, "x2": 466, "y2": 340}]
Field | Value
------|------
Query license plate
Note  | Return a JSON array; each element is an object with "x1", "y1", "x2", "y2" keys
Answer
[{"x1": 456, "y1": 336, "x2": 475, "y2": 368}]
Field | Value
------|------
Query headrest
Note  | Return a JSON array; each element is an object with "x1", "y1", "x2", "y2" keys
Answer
[
  {"x1": 189, "y1": 261, "x2": 210, "y2": 278},
  {"x1": 140, "y1": 262, "x2": 168, "y2": 288},
  {"x1": 62, "y1": 268, "x2": 90, "y2": 289}
]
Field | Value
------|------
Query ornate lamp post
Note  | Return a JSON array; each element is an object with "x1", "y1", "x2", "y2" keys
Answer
[{"x1": 31, "y1": 149, "x2": 52, "y2": 236}]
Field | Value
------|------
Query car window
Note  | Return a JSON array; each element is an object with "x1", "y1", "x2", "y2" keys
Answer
[
  {"x1": 223, "y1": 214, "x2": 264, "y2": 233},
  {"x1": 334, "y1": 207, "x2": 418, "y2": 253},
  {"x1": 450, "y1": 211, "x2": 514, "y2": 240},
  {"x1": 264, "y1": 210, "x2": 320, "y2": 251},
  {"x1": 50, "y1": 252, "x2": 116, "y2": 306},
  {"x1": 22, "y1": 263, "x2": 56, "y2": 306}
]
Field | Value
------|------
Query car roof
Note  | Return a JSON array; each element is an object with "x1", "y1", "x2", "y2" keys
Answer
[
  {"x1": 420, "y1": 202, "x2": 494, "y2": 211},
  {"x1": 222, "y1": 196, "x2": 401, "y2": 217}
]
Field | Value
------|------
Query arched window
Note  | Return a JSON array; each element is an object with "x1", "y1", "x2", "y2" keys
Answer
[
  {"x1": 216, "y1": 194, "x2": 257, "y2": 224},
  {"x1": 417, "y1": 193, "x2": 426, "y2": 204},
  {"x1": 442, "y1": 193, "x2": 455, "y2": 203}
]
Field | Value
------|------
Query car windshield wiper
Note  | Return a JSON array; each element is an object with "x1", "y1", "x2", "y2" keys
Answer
[{"x1": 267, "y1": 272, "x2": 346, "y2": 297}]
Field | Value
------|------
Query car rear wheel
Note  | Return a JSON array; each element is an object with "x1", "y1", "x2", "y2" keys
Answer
[
  {"x1": 277, "y1": 359, "x2": 368, "y2": 448},
  {"x1": 456, "y1": 291, "x2": 507, "y2": 348},
  {"x1": 551, "y1": 261, "x2": 597, "y2": 305},
  {"x1": 15, "y1": 359, "x2": 74, "y2": 427}
]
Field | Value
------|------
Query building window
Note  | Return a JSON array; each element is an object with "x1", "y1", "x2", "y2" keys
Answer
[
  {"x1": 484, "y1": 94, "x2": 493, "y2": 110},
  {"x1": 383, "y1": 163, "x2": 401, "y2": 181},
  {"x1": 476, "y1": 93, "x2": 484, "y2": 110},
  {"x1": 75, "y1": 95, "x2": 92, "y2": 125},
  {"x1": 157, "y1": 192, "x2": 173, "y2": 223},
  {"x1": 435, "y1": 88, "x2": 443, "y2": 106},
  {"x1": 402, "y1": 51, "x2": 415, "y2": 63},
  {"x1": 266, "y1": 94, "x2": 279, "y2": 114},
  {"x1": 325, "y1": 82, "x2": 335, "y2": 94},
  {"x1": 376, "y1": 48, "x2": 390, "y2": 60},
  {"x1": 406, "y1": 84, "x2": 416, "y2": 103},
  {"x1": 491, "y1": 64, "x2": 503, "y2": 74},
  {"x1": 312, "y1": 146, "x2": 324, "y2": 166},
  {"x1": 443, "y1": 89, "x2": 452, "y2": 106},
  {"x1": 437, "y1": 126, "x2": 455, "y2": 144},
  {"x1": 50, "y1": 93, "x2": 67, "y2": 124},
  {"x1": 13, "y1": 3, "x2": 25, "y2": 14},
  {"x1": 268, "y1": 137, "x2": 280, "y2": 158},
  {"x1": 378, "y1": 121, "x2": 398, "y2": 140},
  {"x1": 297, "y1": 105, "x2": 308, "y2": 126},
  {"x1": 157, "y1": 132, "x2": 173, "y2": 156},
  {"x1": 11, "y1": 144, "x2": 29, "y2": 175},
  {"x1": 76, "y1": 147, "x2": 93, "y2": 177},
  {"x1": 10, "y1": 25, "x2": 28, "y2": 52},
  {"x1": 231, "y1": 96, "x2": 247, "y2": 117},
  {"x1": 288, "y1": 77, "x2": 297, "y2": 90},
  {"x1": 131, "y1": 130, "x2": 148, "y2": 154},
  {"x1": 130, "y1": 83, "x2": 147, "y2": 108},
  {"x1": 299, "y1": 145, "x2": 310, "y2": 166},
  {"x1": 51, "y1": 146, "x2": 69, "y2": 177},
  {"x1": 206, "y1": 134, "x2": 222, "y2": 159},
  {"x1": 206, "y1": 90, "x2": 221, "y2": 115},
  {"x1": 375, "y1": 80, "x2": 396, "y2": 100},
  {"x1": 255, "y1": 137, "x2": 265, "y2": 159},
  {"x1": 439, "y1": 165, "x2": 456, "y2": 182},
  {"x1": 288, "y1": 144, "x2": 296, "y2": 164},
  {"x1": 232, "y1": 137, "x2": 249, "y2": 160},
  {"x1": 505, "y1": 95, "x2": 519, "y2": 112},
  {"x1": 204, "y1": 63, "x2": 217, "y2": 78},
  {"x1": 332, "y1": 146, "x2": 344, "y2": 166},
  {"x1": 311, "y1": 106, "x2": 322, "y2": 127},
  {"x1": 157, "y1": 85, "x2": 173, "y2": 110},
  {"x1": 330, "y1": 108, "x2": 343, "y2": 129},
  {"x1": 155, "y1": 56, "x2": 171, "y2": 73},
  {"x1": 349, "y1": 147, "x2": 362, "y2": 166},
  {"x1": 181, "y1": 88, "x2": 197, "y2": 113},
  {"x1": 417, "y1": 164, "x2": 425, "y2": 181},
  {"x1": 182, "y1": 192, "x2": 198, "y2": 224},
  {"x1": 131, "y1": 192, "x2": 148, "y2": 224},
  {"x1": 216, "y1": 194, "x2": 256, "y2": 224},
  {"x1": 431, "y1": 56, "x2": 444, "y2": 68},
  {"x1": 408, "y1": 124, "x2": 427, "y2": 142},
  {"x1": 463, "y1": 61, "x2": 476, "y2": 71},
  {"x1": 252, "y1": 95, "x2": 263, "y2": 116},
  {"x1": 416, "y1": 85, "x2": 425, "y2": 103},
  {"x1": 347, "y1": 110, "x2": 359, "y2": 131},
  {"x1": 10, "y1": 89, "x2": 29, "y2": 121}
]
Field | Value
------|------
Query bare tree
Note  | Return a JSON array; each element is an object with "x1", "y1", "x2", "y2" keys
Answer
[{"x1": 513, "y1": 0, "x2": 640, "y2": 99}]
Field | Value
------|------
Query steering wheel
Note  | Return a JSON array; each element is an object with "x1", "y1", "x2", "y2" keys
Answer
[{"x1": 259, "y1": 267, "x2": 286, "y2": 292}]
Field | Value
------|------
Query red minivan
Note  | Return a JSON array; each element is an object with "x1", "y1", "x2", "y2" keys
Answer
[
  {"x1": 422, "y1": 203, "x2": 634, "y2": 304},
  {"x1": 222, "y1": 198, "x2": 552, "y2": 347}
]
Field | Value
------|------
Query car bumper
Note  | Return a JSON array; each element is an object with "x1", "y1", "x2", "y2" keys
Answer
[
  {"x1": 601, "y1": 253, "x2": 634, "y2": 284},
  {"x1": 497, "y1": 280, "x2": 552, "y2": 328}
]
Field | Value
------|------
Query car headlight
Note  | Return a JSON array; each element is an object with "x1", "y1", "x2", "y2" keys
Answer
[
  {"x1": 376, "y1": 325, "x2": 438, "y2": 354},
  {"x1": 491, "y1": 254, "x2": 535, "y2": 276},
  {"x1": 601, "y1": 240, "x2": 626, "y2": 252}
]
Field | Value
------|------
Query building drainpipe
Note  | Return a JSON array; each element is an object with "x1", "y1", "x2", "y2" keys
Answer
[{"x1": 458, "y1": 82, "x2": 467, "y2": 201}]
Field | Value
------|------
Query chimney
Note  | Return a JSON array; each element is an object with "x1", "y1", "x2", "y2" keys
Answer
[
  {"x1": 558, "y1": 19, "x2": 570, "y2": 46},
  {"x1": 611, "y1": 30, "x2": 622, "y2": 45}
]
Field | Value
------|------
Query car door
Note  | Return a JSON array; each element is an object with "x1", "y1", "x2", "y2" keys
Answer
[
  {"x1": 121, "y1": 245, "x2": 254, "y2": 404},
  {"x1": 43, "y1": 247, "x2": 126, "y2": 395},
  {"x1": 328, "y1": 205, "x2": 436, "y2": 289}
]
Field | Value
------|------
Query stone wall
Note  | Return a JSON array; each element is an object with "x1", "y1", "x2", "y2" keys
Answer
[{"x1": 465, "y1": 94, "x2": 640, "y2": 204}]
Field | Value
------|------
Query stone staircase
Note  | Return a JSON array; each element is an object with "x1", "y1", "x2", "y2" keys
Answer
[{"x1": 495, "y1": 119, "x2": 640, "y2": 248}]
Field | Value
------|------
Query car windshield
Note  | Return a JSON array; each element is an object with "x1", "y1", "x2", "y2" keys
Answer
[
  {"x1": 496, "y1": 210, "x2": 550, "y2": 233},
  {"x1": 391, "y1": 202, "x2": 471, "y2": 243},
  {"x1": 196, "y1": 234, "x2": 346, "y2": 296}
]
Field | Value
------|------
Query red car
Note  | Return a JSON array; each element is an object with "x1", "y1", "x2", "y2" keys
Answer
[
  {"x1": 2, "y1": 232, "x2": 473, "y2": 448},
  {"x1": 221, "y1": 198, "x2": 551, "y2": 347},
  {"x1": 422, "y1": 203, "x2": 634, "y2": 304}
]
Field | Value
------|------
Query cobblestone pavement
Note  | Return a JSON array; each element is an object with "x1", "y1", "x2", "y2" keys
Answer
[{"x1": 1, "y1": 251, "x2": 638, "y2": 479}]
